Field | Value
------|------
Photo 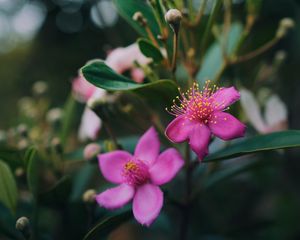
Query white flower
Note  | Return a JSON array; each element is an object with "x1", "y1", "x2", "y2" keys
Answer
[{"x1": 240, "y1": 88, "x2": 288, "y2": 133}]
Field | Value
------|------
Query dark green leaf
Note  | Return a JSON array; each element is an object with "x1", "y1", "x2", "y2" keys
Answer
[
  {"x1": 81, "y1": 60, "x2": 137, "y2": 91},
  {"x1": 0, "y1": 160, "x2": 18, "y2": 215},
  {"x1": 204, "y1": 131, "x2": 300, "y2": 162},
  {"x1": 138, "y1": 38, "x2": 163, "y2": 62},
  {"x1": 0, "y1": 147, "x2": 22, "y2": 169},
  {"x1": 113, "y1": 0, "x2": 159, "y2": 37},
  {"x1": 39, "y1": 176, "x2": 72, "y2": 206},
  {"x1": 83, "y1": 211, "x2": 133, "y2": 240},
  {"x1": 203, "y1": 161, "x2": 259, "y2": 189},
  {"x1": 25, "y1": 147, "x2": 39, "y2": 197},
  {"x1": 81, "y1": 60, "x2": 178, "y2": 105}
]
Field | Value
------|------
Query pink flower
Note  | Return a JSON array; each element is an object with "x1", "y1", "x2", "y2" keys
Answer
[
  {"x1": 106, "y1": 44, "x2": 151, "y2": 83},
  {"x1": 165, "y1": 81, "x2": 246, "y2": 160},
  {"x1": 72, "y1": 75, "x2": 97, "y2": 103},
  {"x1": 96, "y1": 127, "x2": 184, "y2": 226}
]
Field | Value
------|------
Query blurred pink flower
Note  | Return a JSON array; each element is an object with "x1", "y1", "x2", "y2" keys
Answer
[
  {"x1": 96, "y1": 127, "x2": 184, "y2": 226},
  {"x1": 72, "y1": 44, "x2": 150, "y2": 141},
  {"x1": 106, "y1": 43, "x2": 151, "y2": 83},
  {"x1": 72, "y1": 75, "x2": 97, "y2": 103},
  {"x1": 165, "y1": 81, "x2": 246, "y2": 160},
  {"x1": 240, "y1": 89, "x2": 288, "y2": 133}
]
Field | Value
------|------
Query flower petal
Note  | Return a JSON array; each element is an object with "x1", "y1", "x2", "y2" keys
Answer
[
  {"x1": 165, "y1": 115, "x2": 194, "y2": 143},
  {"x1": 211, "y1": 87, "x2": 240, "y2": 111},
  {"x1": 188, "y1": 124, "x2": 211, "y2": 160},
  {"x1": 209, "y1": 112, "x2": 246, "y2": 140},
  {"x1": 264, "y1": 95, "x2": 287, "y2": 129},
  {"x1": 240, "y1": 88, "x2": 267, "y2": 133},
  {"x1": 134, "y1": 127, "x2": 160, "y2": 166},
  {"x1": 78, "y1": 107, "x2": 101, "y2": 141},
  {"x1": 98, "y1": 150, "x2": 132, "y2": 184},
  {"x1": 96, "y1": 184, "x2": 134, "y2": 210},
  {"x1": 149, "y1": 148, "x2": 184, "y2": 185},
  {"x1": 130, "y1": 68, "x2": 145, "y2": 83},
  {"x1": 132, "y1": 184, "x2": 163, "y2": 226}
]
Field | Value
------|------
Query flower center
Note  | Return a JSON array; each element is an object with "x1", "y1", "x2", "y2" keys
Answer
[
  {"x1": 167, "y1": 80, "x2": 223, "y2": 124},
  {"x1": 122, "y1": 158, "x2": 149, "y2": 186}
]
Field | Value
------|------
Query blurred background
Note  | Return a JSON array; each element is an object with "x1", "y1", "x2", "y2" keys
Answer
[
  {"x1": 1, "y1": 0, "x2": 300, "y2": 239},
  {"x1": 0, "y1": 0, "x2": 299, "y2": 128}
]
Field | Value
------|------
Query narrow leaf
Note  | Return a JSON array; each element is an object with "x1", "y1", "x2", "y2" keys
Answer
[
  {"x1": 0, "y1": 160, "x2": 18, "y2": 214},
  {"x1": 204, "y1": 131, "x2": 300, "y2": 162},
  {"x1": 25, "y1": 147, "x2": 39, "y2": 197},
  {"x1": 83, "y1": 211, "x2": 133, "y2": 240}
]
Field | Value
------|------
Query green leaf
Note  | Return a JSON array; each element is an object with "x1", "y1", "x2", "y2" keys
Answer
[
  {"x1": 204, "y1": 131, "x2": 300, "y2": 162},
  {"x1": 81, "y1": 60, "x2": 178, "y2": 104},
  {"x1": 0, "y1": 147, "x2": 22, "y2": 169},
  {"x1": 60, "y1": 95, "x2": 78, "y2": 146},
  {"x1": 83, "y1": 211, "x2": 133, "y2": 240},
  {"x1": 197, "y1": 23, "x2": 243, "y2": 83},
  {"x1": 203, "y1": 161, "x2": 259, "y2": 189},
  {"x1": 113, "y1": 0, "x2": 159, "y2": 37},
  {"x1": 138, "y1": 38, "x2": 163, "y2": 62},
  {"x1": 39, "y1": 176, "x2": 72, "y2": 206},
  {"x1": 81, "y1": 60, "x2": 137, "y2": 91},
  {"x1": 25, "y1": 147, "x2": 39, "y2": 197},
  {"x1": 0, "y1": 160, "x2": 18, "y2": 215}
]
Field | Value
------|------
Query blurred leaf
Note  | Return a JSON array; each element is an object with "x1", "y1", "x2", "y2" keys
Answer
[
  {"x1": 113, "y1": 0, "x2": 159, "y2": 37},
  {"x1": 39, "y1": 176, "x2": 72, "y2": 206},
  {"x1": 25, "y1": 147, "x2": 39, "y2": 197},
  {"x1": 203, "y1": 160, "x2": 259, "y2": 189},
  {"x1": 70, "y1": 165, "x2": 96, "y2": 201},
  {"x1": 205, "y1": 131, "x2": 300, "y2": 162},
  {"x1": 83, "y1": 210, "x2": 133, "y2": 240},
  {"x1": 81, "y1": 60, "x2": 178, "y2": 105},
  {"x1": 0, "y1": 160, "x2": 18, "y2": 215},
  {"x1": 60, "y1": 95, "x2": 78, "y2": 145},
  {"x1": 138, "y1": 38, "x2": 163, "y2": 62},
  {"x1": 0, "y1": 147, "x2": 22, "y2": 169},
  {"x1": 197, "y1": 23, "x2": 243, "y2": 83}
]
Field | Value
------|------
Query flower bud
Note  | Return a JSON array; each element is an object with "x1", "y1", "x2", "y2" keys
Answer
[
  {"x1": 83, "y1": 143, "x2": 101, "y2": 161},
  {"x1": 46, "y1": 108, "x2": 63, "y2": 124},
  {"x1": 18, "y1": 139, "x2": 29, "y2": 150},
  {"x1": 16, "y1": 216, "x2": 31, "y2": 239},
  {"x1": 15, "y1": 167, "x2": 25, "y2": 178},
  {"x1": 32, "y1": 81, "x2": 48, "y2": 96},
  {"x1": 276, "y1": 18, "x2": 295, "y2": 38},
  {"x1": 132, "y1": 11, "x2": 147, "y2": 26},
  {"x1": 165, "y1": 9, "x2": 182, "y2": 28},
  {"x1": 82, "y1": 189, "x2": 96, "y2": 203},
  {"x1": 51, "y1": 137, "x2": 63, "y2": 154},
  {"x1": 17, "y1": 124, "x2": 28, "y2": 138}
]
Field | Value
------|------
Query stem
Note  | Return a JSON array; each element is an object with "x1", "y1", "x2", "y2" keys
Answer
[
  {"x1": 179, "y1": 143, "x2": 192, "y2": 240},
  {"x1": 222, "y1": 0, "x2": 232, "y2": 61},
  {"x1": 200, "y1": 0, "x2": 222, "y2": 58},
  {"x1": 145, "y1": 26, "x2": 160, "y2": 48},
  {"x1": 103, "y1": 122, "x2": 118, "y2": 148},
  {"x1": 230, "y1": 37, "x2": 280, "y2": 64},
  {"x1": 171, "y1": 28, "x2": 179, "y2": 74}
]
